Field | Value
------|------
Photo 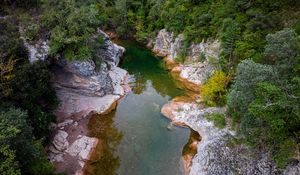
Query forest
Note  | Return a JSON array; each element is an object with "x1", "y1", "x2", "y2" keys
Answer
[{"x1": 1, "y1": 0, "x2": 300, "y2": 174}]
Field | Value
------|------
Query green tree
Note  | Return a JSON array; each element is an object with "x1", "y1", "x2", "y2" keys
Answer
[
  {"x1": 227, "y1": 59, "x2": 278, "y2": 121},
  {"x1": 41, "y1": 0, "x2": 101, "y2": 60},
  {"x1": 264, "y1": 28, "x2": 300, "y2": 75},
  {"x1": 0, "y1": 108, "x2": 54, "y2": 174},
  {"x1": 10, "y1": 61, "x2": 57, "y2": 139},
  {"x1": 220, "y1": 18, "x2": 241, "y2": 70}
]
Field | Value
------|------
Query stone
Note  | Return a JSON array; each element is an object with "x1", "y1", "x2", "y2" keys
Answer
[
  {"x1": 152, "y1": 29, "x2": 173, "y2": 57},
  {"x1": 179, "y1": 63, "x2": 215, "y2": 85},
  {"x1": 57, "y1": 119, "x2": 74, "y2": 129},
  {"x1": 151, "y1": 29, "x2": 220, "y2": 87},
  {"x1": 52, "y1": 130, "x2": 69, "y2": 152},
  {"x1": 66, "y1": 136, "x2": 98, "y2": 161},
  {"x1": 22, "y1": 29, "x2": 129, "y2": 175},
  {"x1": 161, "y1": 100, "x2": 281, "y2": 175},
  {"x1": 49, "y1": 152, "x2": 64, "y2": 163}
]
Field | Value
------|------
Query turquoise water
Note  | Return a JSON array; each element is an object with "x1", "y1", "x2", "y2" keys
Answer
[{"x1": 88, "y1": 41, "x2": 190, "y2": 175}]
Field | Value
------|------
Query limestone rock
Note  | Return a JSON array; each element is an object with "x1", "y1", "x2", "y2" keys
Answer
[
  {"x1": 283, "y1": 161, "x2": 300, "y2": 175},
  {"x1": 23, "y1": 39, "x2": 50, "y2": 63},
  {"x1": 97, "y1": 29, "x2": 125, "y2": 67},
  {"x1": 161, "y1": 100, "x2": 280, "y2": 175},
  {"x1": 179, "y1": 63, "x2": 215, "y2": 85},
  {"x1": 152, "y1": 29, "x2": 221, "y2": 87},
  {"x1": 57, "y1": 119, "x2": 74, "y2": 129},
  {"x1": 152, "y1": 29, "x2": 173, "y2": 57},
  {"x1": 52, "y1": 130, "x2": 69, "y2": 152},
  {"x1": 66, "y1": 136, "x2": 98, "y2": 161},
  {"x1": 152, "y1": 29, "x2": 220, "y2": 63}
]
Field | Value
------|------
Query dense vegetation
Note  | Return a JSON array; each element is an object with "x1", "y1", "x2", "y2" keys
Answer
[
  {"x1": 1, "y1": 1, "x2": 57, "y2": 174},
  {"x1": 94, "y1": 0, "x2": 300, "y2": 169},
  {"x1": 1, "y1": 0, "x2": 300, "y2": 172}
]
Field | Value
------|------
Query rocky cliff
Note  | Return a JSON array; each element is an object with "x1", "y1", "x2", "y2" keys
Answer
[
  {"x1": 149, "y1": 29, "x2": 220, "y2": 91},
  {"x1": 23, "y1": 30, "x2": 129, "y2": 175},
  {"x1": 162, "y1": 100, "x2": 281, "y2": 175},
  {"x1": 155, "y1": 29, "x2": 300, "y2": 175}
]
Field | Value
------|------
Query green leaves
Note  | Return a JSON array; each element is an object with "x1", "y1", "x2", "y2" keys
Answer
[
  {"x1": 42, "y1": 0, "x2": 101, "y2": 60},
  {"x1": 200, "y1": 70, "x2": 231, "y2": 106},
  {"x1": 228, "y1": 29, "x2": 300, "y2": 168}
]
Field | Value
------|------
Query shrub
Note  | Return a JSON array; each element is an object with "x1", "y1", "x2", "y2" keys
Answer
[
  {"x1": 227, "y1": 59, "x2": 278, "y2": 121},
  {"x1": 205, "y1": 113, "x2": 226, "y2": 129},
  {"x1": 0, "y1": 108, "x2": 55, "y2": 174},
  {"x1": 41, "y1": 0, "x2": 101, "y2": 60},
  {"x1": 200, "y1": 70, "x2": 231, "y2": 106},
  {"x1": 10, "y1": 61, "x2": 58, "y2": 138}
]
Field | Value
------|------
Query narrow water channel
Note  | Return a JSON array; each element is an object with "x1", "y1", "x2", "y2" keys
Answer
[{"x1": 88, "y1": 41, "x2": 190, "y2": 175}]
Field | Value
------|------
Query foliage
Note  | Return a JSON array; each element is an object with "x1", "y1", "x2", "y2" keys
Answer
[
  {"x1": 28, "y1": 140, "x2": 55, "y2": 175},
  {"x1": 220, "y1": 18, "x2": 241, "y2": 70},
  {"x1": 0, "y1": 108, "x2": 35, "y2": 173},
  {"x1": 0, "y1": 145, "x2": 21, "y2": 175},
  {"x1": 205, "y1": 113, "x2": 226, "y2": 129},
  {"x1": 200, "y1": 70, "x2": 231, "y2": 106},
  {"x1": 0, "y1": 108, "x2": 55, "y2": 174},
  {"x1": 247, "y1": 82, "x2": 298, "y2": 168},
  {"x1": 41, "y1": 0, "x2": 101, "y2": 60},
  {"x1": 9, "y1": 61, "x2": 58, "y2": 139},
  {"x1": 228, "y1": 29, "x2": 300, "y2": 168},
  {"x1": 227, "y1": 59, "x2": 278, "y2": 121},
  {"x1": 0, "y1": 58, "x2": 16, "y2": 98},
  {"x1": 264, "y1": 28, "x2": 300, "y2": 76}
]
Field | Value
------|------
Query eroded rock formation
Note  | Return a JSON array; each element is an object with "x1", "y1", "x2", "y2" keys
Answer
[
  {"x1": 150, "y1": 29, "x2": 220, "y2": 91},
  {"x1": 23, "y1": 30, "x2": 129, "y2": 174},
  {"x1": 161, "y1": 99, "x2": 280, "y2": 175}
]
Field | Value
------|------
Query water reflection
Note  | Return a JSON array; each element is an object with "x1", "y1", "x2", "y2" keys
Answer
[
  {"x1": 120, "y1": 41, "x2": 184, "y2": 98},
  {"x1": 86, "y1": 111, "x2": 123, "y2": 175},
  {"x1": 86, "y1": 40, "x2": 191, "y2": 175}
]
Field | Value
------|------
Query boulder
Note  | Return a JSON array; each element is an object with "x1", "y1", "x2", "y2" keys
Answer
[
  {"x1": 52, "y1": 130, "x2": 69, "y2": 152},
  {"x1": 66, "y1": 136, "x2": 98, "y2": 162}
]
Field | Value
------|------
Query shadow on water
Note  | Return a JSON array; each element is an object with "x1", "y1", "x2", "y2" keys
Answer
[
  {"x1": 86, "y1": 40, "x2": 193, "y2": 175},
  {"x1": 86, "y1": 111, "x2": 123, "y2": 175}
]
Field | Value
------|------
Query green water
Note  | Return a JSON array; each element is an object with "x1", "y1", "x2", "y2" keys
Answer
[{"x1": 88, "y1": 41, "x2": 190, "y2": 175}]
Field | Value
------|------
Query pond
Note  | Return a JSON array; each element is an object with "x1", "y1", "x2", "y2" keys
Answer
[{"x1": 88, "y1": 41, "x2": 191, "y2": 175}]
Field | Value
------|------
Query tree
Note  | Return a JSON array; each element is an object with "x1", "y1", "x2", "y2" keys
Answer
[
  {"x1": 0, "y1": 108, "x2": 54, "y2": 174},
  {"x1": 41, "y1": 0, "x2": 101, "y2": 60},
  {"x1": 264, "y1": 28, "x2": 300, "y2": 76},
  {"x1": 10, "y1": 61, "x2": 58, "y2": 139},
  {"x1": 220, "y1": 18, "x2": 241, "y2": 70},
  {"x1": 227, "y1": 59, "x2": 278, "y2": 121},
  {"x1": 0, "y1": 108, "x2": 35, "y2": 172}
]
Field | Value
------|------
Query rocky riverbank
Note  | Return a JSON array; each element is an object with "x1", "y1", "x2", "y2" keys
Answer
[
  {"x1": 161, "y1": 99, "x2": 283, "y2": 175},
  {"x1": 148, "y1": 29, "x2": 220, "y2": 92},
  {"x1": 22, "y1": 30, "x2": 130, "y2": 174},
  {"x1": 152, "y1": 29, "x2": 300, "y2": 175}
]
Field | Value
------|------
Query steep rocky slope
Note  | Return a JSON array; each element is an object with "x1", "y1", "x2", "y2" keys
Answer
[
  {"x1": 149, "y1": 29, "x2": 220, "y2": 92},
  {"x1": 154, "y1": 29, "x2": 300, "y2": 175},
  {"x1": 23, "y1": 30, "x2": 129, "y2": 175}
]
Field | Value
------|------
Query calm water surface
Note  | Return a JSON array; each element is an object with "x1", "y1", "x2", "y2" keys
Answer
[{"x1": 88, "y1": 41, "x2": 190, "y2": 175}]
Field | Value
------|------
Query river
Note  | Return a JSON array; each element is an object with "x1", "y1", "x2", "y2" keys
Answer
[{"x1": 87, "y1": 41, "x2": 191, "y2": 175}]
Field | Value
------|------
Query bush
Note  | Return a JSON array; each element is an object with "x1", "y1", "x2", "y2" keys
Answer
[
  {"x1": 200, "y1": 70, "x2": 231, "y2": 106},
  {"x1": 205, "y1": 113, "x2": 226, "y2": 129},
  {"x1": 0, "y1": 108, "x2": 55, "y2": 174},
  {"x1": 10, "y1": 61, "x2": 58, "y2": 138},
  {"x1": 41, "y1": 0, "x2": 101, "y2": 60},
  {"x1": 227, "y1": 60, "x2": 278, "y2": 121}
]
